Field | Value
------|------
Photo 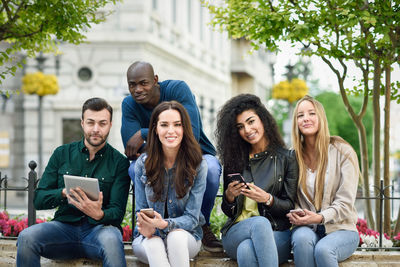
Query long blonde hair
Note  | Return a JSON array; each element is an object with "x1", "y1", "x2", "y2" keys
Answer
[{"x1": 291, "y1": 95, "x2": 330, "y2": 211}]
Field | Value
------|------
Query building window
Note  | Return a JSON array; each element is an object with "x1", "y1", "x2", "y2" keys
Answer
[
  {"x1": 187, "y1": 0, "x2": 192, "y2": 33},
  {"x1": 63, "y1": 119, "x2": 83, "y2": 144},
  {"x1": 0, "y1": 131, "x2": 10, "y2": 168},
  {"x1": 199, "y1": 3, "x2": 203, "y2": 41},
  {"x1": 152, "y1": 0, "x2": 157, "y2": 9},
  {"x1": 77, "y1": 67, "x2": 93, "y2": 82},
  {"x1": 199, "y1": 95, "x2": 204, "y2": 118},
  {"x1": 172, "y1": 0, "x2": 177, "y2": 24}
]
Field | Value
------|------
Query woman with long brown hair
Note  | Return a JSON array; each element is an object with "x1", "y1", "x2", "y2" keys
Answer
[
  {"x1": 132, "y1": 101, "x2": 207, "y2": 267},
  {"x1": 288, "y1": 95, "x2": 360, "y2": 267}
]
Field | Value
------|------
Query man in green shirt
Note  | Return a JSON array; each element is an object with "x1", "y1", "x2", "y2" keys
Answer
[{"x1": 16, "y1": 98, "x2": 130, "y2": 267}]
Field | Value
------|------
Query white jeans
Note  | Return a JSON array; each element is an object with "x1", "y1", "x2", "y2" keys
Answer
[{"x1": 132, "y1": 230, "x2": 202, "y2": 267}]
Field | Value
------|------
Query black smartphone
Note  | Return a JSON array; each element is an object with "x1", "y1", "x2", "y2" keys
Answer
[{"x1": 227, "y1": 173, "x2": 250, "y2": 189}]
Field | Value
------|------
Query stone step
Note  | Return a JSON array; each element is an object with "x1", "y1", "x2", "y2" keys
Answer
[
  {"x1": 2, "y1": 239, "x2": 400, "y2": 266},
  {"x1": 0, "y1": 239, "x2": 237, "y2": 267}
]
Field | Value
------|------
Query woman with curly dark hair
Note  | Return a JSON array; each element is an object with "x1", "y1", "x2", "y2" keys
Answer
[{"x1": 215, "y1": 94, "x2": 298, "y2": 267}]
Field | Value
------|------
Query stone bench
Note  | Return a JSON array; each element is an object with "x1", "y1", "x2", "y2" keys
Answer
[{"x1": 1, "y1": 239, "x2": 400, "y2": 266}]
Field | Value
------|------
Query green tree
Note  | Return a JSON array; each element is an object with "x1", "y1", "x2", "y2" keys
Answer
[
  {"x1": 269, "y1": 99, "x2": 289, "y2": 135},
  {"x1": 0, "y1": 0, "x2": 119, "y2": 88},
  {"x1": 204, "y1": 0, "x2": 400, "y2": 232},
  {"x1": 316, "y1": 91, "x2": 373, "y2": 165}
]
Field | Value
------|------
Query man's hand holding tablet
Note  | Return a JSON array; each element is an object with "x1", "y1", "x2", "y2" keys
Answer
[{"x1": 63, "y1": 175, "x2": 104, "y2": 220}]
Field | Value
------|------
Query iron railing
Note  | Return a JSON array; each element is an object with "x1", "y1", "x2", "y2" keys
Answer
[
  {"x1": 1, "y1": 161, "x2": 399, "y2": 250},
  {"x1": 356, "y1": 179, "x2": 400, "y2": 250},
  {"x1": 0, "y1": 161, "x2": 38, "y2": 226}
]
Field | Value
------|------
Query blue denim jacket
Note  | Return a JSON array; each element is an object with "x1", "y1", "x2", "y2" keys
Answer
[{"x1": 134, "y1": 153, "x2": 207, "y2": 241}]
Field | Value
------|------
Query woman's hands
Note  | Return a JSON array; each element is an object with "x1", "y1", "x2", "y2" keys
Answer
[
  {"x1": 137, "y1": 210, "x2": 168, "y2": 238},
  {"x1": 241, "y1": 183, "x2": 272, "y2": 204},
  {"x1": 225, "y1": 181, "x2": 272, "y2": 205},
  {"x1": 225, "y1": 181, "x2": 247, "y2": 203},
  {"x1": 286, "y1": 209, "x2": 324, "y2": 225}
]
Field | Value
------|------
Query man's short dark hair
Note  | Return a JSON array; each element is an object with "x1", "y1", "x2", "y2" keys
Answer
[{"x1": 82, "y1": 97, "x2": 113, "y2": 121}]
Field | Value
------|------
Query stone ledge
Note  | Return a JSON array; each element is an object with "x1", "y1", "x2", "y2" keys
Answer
[{"x1": 1, "y1": 239, "x2": 400, "y2": 266}]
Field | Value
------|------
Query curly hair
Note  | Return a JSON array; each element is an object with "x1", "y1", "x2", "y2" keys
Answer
[
  {"x1": 215, "y1": 94, "x2": 285, "y2": 174},
  {"x1": 145, "y1": 101, "x2": 202, "y2": 202}
]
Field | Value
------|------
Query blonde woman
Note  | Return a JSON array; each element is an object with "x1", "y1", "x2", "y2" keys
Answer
[{"x1": 287, "y1": 95, "x2": 360, "y2": 267}]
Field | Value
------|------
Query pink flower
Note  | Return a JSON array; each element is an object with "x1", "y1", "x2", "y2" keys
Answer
[
  {"x1": 36, "y1": 218, "x2": 46, "y2": 224},
  {"x1": 358, "y1": 232, "x2": 363, "y2": 246},
  {"x1": 394, "y1": 232, "x2": 400, "y2": 241},
  {"x1": 0, "y1": 211, "x2": 9, "y2": 221},
  {"x1": 0, "y1": 213, "x2": 46, "y2": 237},
  {"x1": 122, "y1": 225, "x2": 132, "y2": 241}
]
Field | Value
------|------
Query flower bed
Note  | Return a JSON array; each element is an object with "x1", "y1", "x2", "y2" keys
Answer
[
  {"x1": 0, "y1": 211, "x2": 133, "y2": 241},
  {"x1": 0, "y1": 211, "x2": 46, "y2": 237},
  {"x1": 122, "y1": 225, "x2": 132, "y2": 241},
  {"x1": 2, "y1": 211, "x2": 397, "y2": 247},
  {"x1": 356, "y1": 218, "x2": 400, "y2": 248}
]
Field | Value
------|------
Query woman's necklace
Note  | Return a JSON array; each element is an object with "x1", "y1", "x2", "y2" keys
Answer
[{"x1": 304, "y1": 153, "x2": 317, "y2": 172}]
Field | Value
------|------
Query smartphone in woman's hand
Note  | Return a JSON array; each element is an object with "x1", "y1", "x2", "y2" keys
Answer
[
  {"x1": 140, "y1": 208, "x2": 155, "y2": 218},
  {"x1": 227, "y1": 173, "x2": 250, "y2": 189},
  {"x1": 290, "y1": 208, "x2": 306, "y2": 217}
]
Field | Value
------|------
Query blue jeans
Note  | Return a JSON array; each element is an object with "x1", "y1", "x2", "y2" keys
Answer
[
  {"x1": 274, "y1": 228, "x2": 291, "y2": 264},
  {"x1": 291, "y1": 226, "x2": 359, "y2": 267},
  {"x1": 129, "y1": 154, "x2": 221, "y2": 225},
  {"x1": 221, "y1": 216, "x2": 280, "y2": 267},
  {"x1": 16, "y1": 220, "x2": 126, "y2": 267}
]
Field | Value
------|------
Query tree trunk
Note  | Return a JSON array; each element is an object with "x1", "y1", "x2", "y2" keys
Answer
[
  {"x1": 321, "y1": 56, "x2": 375, "y2": 228},
  {"x1": 358, "y1": 122, "x2": 375, "y2": 229},
  {"x1": 372, "y1": 60, "x2": 382, "y2": 231},
  {"x1": 383, "y1": 65, "x2": 391, "y2": 234}
]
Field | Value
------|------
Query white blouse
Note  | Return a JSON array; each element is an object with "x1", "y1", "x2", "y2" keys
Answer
[
  {"x1": 306, "y1": 158, "x2": 330, "y2": 203},
  {"x1": 306, "y1": 168, "x2": 316, "y2": 199}
]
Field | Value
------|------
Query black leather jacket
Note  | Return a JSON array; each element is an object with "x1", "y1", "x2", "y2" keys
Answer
[{"x1": 221, "y1": 147, "x2": 299, "y2": 235}]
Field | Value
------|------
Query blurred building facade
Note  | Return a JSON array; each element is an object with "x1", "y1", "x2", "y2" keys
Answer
[{"x1": 0, "y1": 0, "x2": 275, "y2": 180}]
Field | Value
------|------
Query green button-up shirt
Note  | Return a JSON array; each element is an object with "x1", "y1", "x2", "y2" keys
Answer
[{"x1": 34, "y1": 139, "x2": 130, "y2": 228}]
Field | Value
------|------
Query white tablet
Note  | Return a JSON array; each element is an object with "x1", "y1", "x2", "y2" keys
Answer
[{"x1": 63, "y1": 175, "x2": 100, "y2": 201}]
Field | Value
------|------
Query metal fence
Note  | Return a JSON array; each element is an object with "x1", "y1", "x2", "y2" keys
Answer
[
  {"x1": 0, "y1": 161, "x2": 135, "y2": 229},
  {"x1": 0, "y1": 161, "x2": 38, "y2": 226},
  {"x1": 356, "y1": 179, "x2": 400, "y2": 250},
  {"x1": 1, "y1": 161, "x2": 400, "y2": 250}
]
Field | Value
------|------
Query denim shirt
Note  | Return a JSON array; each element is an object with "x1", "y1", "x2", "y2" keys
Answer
[{"x1": 134, "y1": 153, "x2": 207, "y2": 241}]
